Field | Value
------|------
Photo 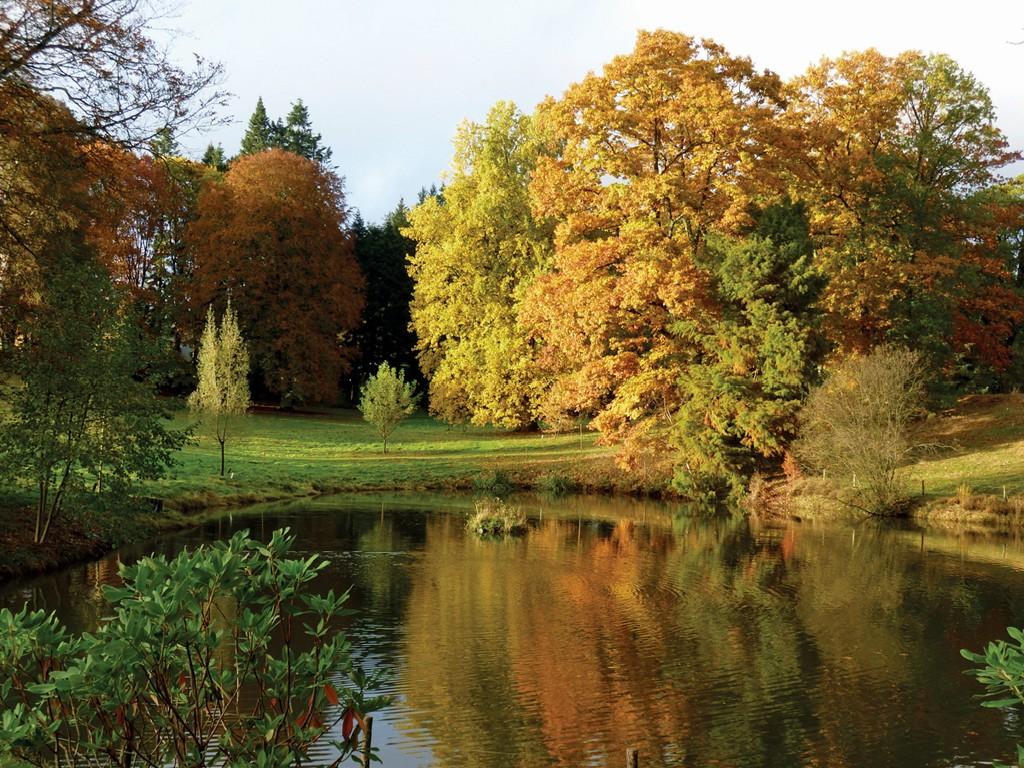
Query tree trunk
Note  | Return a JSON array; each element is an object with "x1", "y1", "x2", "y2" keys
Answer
[
  {"x1": 219, "y1": 439, "x2": 225, "y2": 476},
  {"x1": 34, "y1": 478, "x2": 46, "y2": 544},
  {"x1": 383, "y1": 438, "x2": 388, "y2": 455},
  {"x1": 38, "y1": 505, "x2": 55, "y2": 545}
]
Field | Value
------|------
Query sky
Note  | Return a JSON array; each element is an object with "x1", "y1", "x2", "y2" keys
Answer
[{"x1": 166, "y1": 0, "x2": 1024, "y2": 223}]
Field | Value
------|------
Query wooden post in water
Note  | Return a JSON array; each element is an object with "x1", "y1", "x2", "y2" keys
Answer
[
  {"x1": 626, "y1": 747, "x2": 639, "y2": 768},
  {"x1": 362, "y1": 715, "x2": 374, "y2": 767}
]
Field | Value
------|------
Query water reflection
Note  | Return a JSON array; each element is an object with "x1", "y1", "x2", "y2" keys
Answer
[{"x1": 3, "y1": 493, "x2": 1024, "y2": 767}]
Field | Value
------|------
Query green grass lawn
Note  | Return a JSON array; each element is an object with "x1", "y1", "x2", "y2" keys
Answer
[{"x1": 148, "y1": 406, "x2": 624, "y2": 509}]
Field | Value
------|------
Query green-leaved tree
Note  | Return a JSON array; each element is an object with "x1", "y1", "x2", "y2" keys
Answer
[
  {"x1": 673, "y1": 200, "x2": 827, "y2": 503},
  {"x1": 359, "y1": 362, "x2": 420, "y2": 454},
  {"x1": 188, "y1": 301, "x2": 251, "y2": 476},
  {"x1": 0, "y1": 240, "x2": 188, "y2": 544},
  {"x1": 238, "y1": 96, "x2": 280, "y2": 156}
]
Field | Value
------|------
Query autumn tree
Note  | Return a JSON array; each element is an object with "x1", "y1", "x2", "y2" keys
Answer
[
  {"x1": 0, "y1": 0, "x2": 224, "y2": 361},
  {"x1": 188, "y1": 302, "x2": 251, "y2": 476},
  {"x1": 188, "y1": 149, "x2": 364, "y2": 404},
  {"x1": 672, "y1": 200, "x2": 827, "y2": 501},
  {"x1": 787, "y1": 50, "x2": 1024, "y2": 381},
  {"x1": 523, "y1": 30, "x2": 784, "y2": 467},
  {"x1": 0, "y1": 0, "x2": 224, "y2": 144},
  {"x1": 405, "y1": 101, "x2": 552, "y2": 429},
  {"x1": 84, "y1": 145, "x2": 209, "y2": 360},
  {"x1": 0, "y1": 95, "x2": 87, "y2": 352},
  {"x1": 359, "y1": 362, "x2": 420, "y2": 454}
]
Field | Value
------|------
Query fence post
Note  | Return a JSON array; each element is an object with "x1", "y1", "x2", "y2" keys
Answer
[
  {"x1": 626, "y1": 747, "x2": 639, "y2": 768},
  {"x1": 362, "y1": 715, "x2": 374, "y2": 767}
]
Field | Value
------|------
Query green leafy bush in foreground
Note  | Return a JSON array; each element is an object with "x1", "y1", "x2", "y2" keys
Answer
[
  {"x1": 0, "y1": 528, "x2": 389, "y2": 767},
  {"x1": 962, "y1": 627, "x2": 1024, "y2": 767},
  {"x1": 466, "y1": 498, "x2": 527, "y2": 537}
]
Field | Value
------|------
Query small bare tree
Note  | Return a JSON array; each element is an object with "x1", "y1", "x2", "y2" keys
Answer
[{"x1": 794, "y1": 346, "x2": 925, "y2": 515}]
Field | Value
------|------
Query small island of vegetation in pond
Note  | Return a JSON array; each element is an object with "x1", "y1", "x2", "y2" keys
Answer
[{"x1": 466, "y1": 498, "x2": 528, "y2": 537}]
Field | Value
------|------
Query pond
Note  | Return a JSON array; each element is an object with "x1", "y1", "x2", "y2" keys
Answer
[{"x1": 3, "y1": 492, "x2": 1024, "y2": 768}]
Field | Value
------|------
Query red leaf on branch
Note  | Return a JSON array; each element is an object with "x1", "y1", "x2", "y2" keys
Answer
[
  {"x1": 324, "y1": 683, "x2": 340, "y2": 707},
  {"x1": 342, "y1": 706, "x2": 355, "y2": 740}
]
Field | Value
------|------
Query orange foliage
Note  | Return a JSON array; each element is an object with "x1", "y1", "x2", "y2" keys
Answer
[
  {"x1": 188, "y1": 149, "x2": 364, "y2": 403},
  {"x1": 84, "y1": 145, "x2": 199, "y2": 312},
  {"x1": 787, "y1": 49, "x2": 1024, "y2": 370},
  {"x1": 522, "y1": 30, "x2": 783, "y2": 463}
]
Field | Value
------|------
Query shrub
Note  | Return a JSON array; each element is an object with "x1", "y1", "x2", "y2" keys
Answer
[
  {"x1": 962, "y1": 628, "x2": 1024, "y2": 767},
  {"x1": 0, "y1": 528, "x2": 389, "y2": 767},
  {"x1": 466, "y1": 498, "x2": 527, "y2": 537},
  {"x1": 536, "y1": 472, "x2": 578, "y2": 496},
  {"x1": 794, "y1": 346, "x2": 925, "y2": 515}
]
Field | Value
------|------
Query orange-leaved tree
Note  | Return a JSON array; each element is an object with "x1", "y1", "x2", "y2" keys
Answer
[
  {"x1": 786, "y1": 50, "x2": 1024, "y2": 383},
  {"x1": 188, "y1": 149, "x2": 364, "y2": 404},
  {"x1": 521, "y1": 30, "x2": 785, "y2": 468}
]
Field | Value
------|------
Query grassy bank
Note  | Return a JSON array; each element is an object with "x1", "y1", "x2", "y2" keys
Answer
[
  {"x1": 0, "y1": 407, "x2": 638, "y2": 581},
  {"x1": 9, "y1": 393, "x2": 1024, "y2": 582}
]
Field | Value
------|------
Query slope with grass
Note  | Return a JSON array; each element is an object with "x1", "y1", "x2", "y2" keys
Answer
[{"x1": 788, "y1": 393, "x2": 1024, "y2": 528}]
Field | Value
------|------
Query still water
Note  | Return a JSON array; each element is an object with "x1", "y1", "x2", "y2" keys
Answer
[{"x1": 3, "y1": 492, "x2": 1024, "y2": 768}]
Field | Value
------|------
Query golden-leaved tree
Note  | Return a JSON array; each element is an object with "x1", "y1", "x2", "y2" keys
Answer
[
  {"x1": 405, "y1": 101, "x2": 552, "y2": 429},
  {"x1": 521, "y1": 30, "x2": 785, "y2": 468}
]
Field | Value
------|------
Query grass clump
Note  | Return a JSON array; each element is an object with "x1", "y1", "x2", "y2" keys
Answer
[
  {"x1": 537, "y1": 472, "x2": 578, "y2": 496},
  {"x1": 466, "y1": 498, "x2": 527, "y2": 537},
  {"x1": 473, "y1": 469, "x2": 515, "y2": 495}
]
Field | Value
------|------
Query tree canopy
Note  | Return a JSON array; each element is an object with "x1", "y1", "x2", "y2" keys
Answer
[
  {"x1": 188, "y1": 149, "x2": 364, "y2": 404},
  {"x1": 405, "y1": 101, "x2": 552, "y2": 429},
  {"x1": 238, "y1": 97, "x2": 333, "y2": 163},
  {"x1": 522, "y1": 30, "x2": 784, "y2": 464}
]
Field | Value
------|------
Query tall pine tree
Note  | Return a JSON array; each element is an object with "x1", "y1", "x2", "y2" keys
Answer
[
  {"x1": 283, "y1": 99, "x2": 331, "y2": 163},
  {"x1": 238, "y1": 97, "x2": 331, "y2": 163},
  {"x1": 239, "y1": 97, "x2": 276, "y2": 156}
]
